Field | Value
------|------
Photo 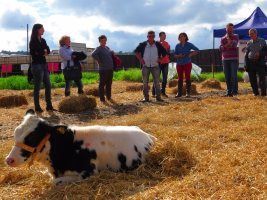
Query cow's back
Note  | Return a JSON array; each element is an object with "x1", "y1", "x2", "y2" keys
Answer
[{"x1": 72, "y1": 126, "x2": 155, "y2": 171}]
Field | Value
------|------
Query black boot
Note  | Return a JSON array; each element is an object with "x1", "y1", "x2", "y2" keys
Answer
[
  {"x1": 186, "y1": 80, "x2": 191, "y2": 97},
  {"x1": 175, "y1": 80, "x2": 183, "y2": 98},
  {"x1": 65, "y1": 90, "x2": 70, "y2": 97}
]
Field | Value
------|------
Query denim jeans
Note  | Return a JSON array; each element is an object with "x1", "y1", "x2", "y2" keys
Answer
[
  {"x1": 99, "y1": 69, "x2": 113, "y2": 101},
  {"x1": 31, "y1": 63, "x2": 52, "y2": 109},
  {"x1": 152, "y1": 63, "x2": 169, "y2": 95},
  {"x1": 223, "y1": 59, "x2": 238, "y2": 95},
  {"x1": 142, "y1": 66, "x2": 161, "y2": 99},
  {"x1": 65, "y1": 79, "x2": 83, "y2": 96}
]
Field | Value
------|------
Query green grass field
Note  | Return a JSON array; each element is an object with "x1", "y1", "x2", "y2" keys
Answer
[{"x1": 0, "y1": 68, "x2": 244, "y2": 90}]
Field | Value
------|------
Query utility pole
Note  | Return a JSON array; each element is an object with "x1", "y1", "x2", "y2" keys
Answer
[{"x1": 27, "y1": 23, "x2": 29, "y2": 54}]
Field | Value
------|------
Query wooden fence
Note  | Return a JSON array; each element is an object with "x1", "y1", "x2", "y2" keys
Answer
[{"x1": 0, "y1": 49, "x2": 223, "y2": 76}]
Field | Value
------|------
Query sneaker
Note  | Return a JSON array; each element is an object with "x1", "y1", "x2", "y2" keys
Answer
[
  {"x1": 140, "y1": 98, "x2": 150, "y2": 102},
  {"x1": 175, "y1": 94, "x2": 182, "y2": 98}
]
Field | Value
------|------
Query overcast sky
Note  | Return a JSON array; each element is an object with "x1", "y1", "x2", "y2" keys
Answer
[{"x1": 0, "y1": 0, "x2": 266, "y2": 52}]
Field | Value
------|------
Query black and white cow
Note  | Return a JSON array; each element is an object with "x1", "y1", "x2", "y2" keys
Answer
[{"x1": 6, "y1": 109, "x2": 156, "y2": 185}]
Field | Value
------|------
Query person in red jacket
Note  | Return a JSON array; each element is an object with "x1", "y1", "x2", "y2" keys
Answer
[{"x1": 152, "y1": 32, "x2": 170, "y2": 97}]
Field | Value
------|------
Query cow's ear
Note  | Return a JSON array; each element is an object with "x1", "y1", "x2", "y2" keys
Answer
[
  {"x1": 25, "y1": 109, "x2": 35, "y2": 116},
  {"x1": 54, "y1": 125, "x2": 67, "y2": 134}
]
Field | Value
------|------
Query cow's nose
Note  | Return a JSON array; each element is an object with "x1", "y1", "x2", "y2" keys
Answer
[{"x1": 6, "y1": 157, "x2": 15, "y2": 166}]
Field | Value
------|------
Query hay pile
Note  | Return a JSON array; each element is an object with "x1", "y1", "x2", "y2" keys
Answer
[
  {"x1": 58, "y1": 95, "x2": 97, "y2": 113},
  {"x1": 0, "y1": 95, "x2": 28, "y2": 108},
  {"x1": 171, "y1": 84, "x2": 198, "y2": 95},
  {"x1": 201, "y1": 78, "x2": 222, "y2": 89},
  {"x1": 168, "y1": 79, "x2": 178, "y2": 88},
  {"x1": 84, "y1": 87, "x2": 99, "y2": 96},
  {"x1": 125, "y1": 83, "x2": 150, "y2": 92}
]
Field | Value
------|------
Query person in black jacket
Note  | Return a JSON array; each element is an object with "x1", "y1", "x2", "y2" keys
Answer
[
  {"x1": 134, "y1": 30, "x2": 167, "y2": 102},
  {"x1": 29, "y1": 24, "x2": 55, "y2": 112},
  {"x1": 244, "y1": 29, "x2": 266, "y2": 96}
]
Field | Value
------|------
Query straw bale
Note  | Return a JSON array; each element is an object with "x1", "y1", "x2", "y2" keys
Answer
[
  {"x1": 168, "y1": 79, "x2": 178, "y2": 88},
  {"x1": 28, "y1": 91, "x2": 45, "y2": 98},
  {"x1": 201, "y1": 78, "x2": 222, "y2": 89},
  {"x1": 58, "y1": 95, "x2": 97, "y2": 113},
  {"x1": 125, "y1": 84, "x2": 150, "y2": 92},
  {"x1": 0, "y1": 95, "x2": 28, "y2": 108},
  {"x1": 171, "y1": 84, "x2": 198, "y2": 95},
  {"x1": 84, "y1": 87, "x2": 99, "y2": 96}
]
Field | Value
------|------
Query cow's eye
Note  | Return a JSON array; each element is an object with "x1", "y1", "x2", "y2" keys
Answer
[{"x1": 20, "y1": 149, "x2": 31, "y2": 159}]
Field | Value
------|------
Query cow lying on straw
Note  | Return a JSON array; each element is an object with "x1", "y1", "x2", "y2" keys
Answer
[{"x1": 6, "y1": 109, "x2": 156, "y2": 185}]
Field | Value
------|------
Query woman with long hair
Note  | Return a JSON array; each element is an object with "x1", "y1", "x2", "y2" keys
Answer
[{"x1": 29, "y1": 23, "x2": 55, "y2": 112}]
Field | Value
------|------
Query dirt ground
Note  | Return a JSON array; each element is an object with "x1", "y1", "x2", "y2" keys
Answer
[{"x1": 0, "y1": 81, "x2": 266, "y2": 199}]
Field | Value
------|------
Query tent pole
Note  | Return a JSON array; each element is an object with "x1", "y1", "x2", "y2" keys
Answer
[{"x1": 212, "y1": 36, "x2": 215, "y2": 78}]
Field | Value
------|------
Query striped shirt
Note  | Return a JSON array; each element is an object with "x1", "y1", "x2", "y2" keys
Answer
[{"x1": 220, "y1": 34, "x2": 239, "y2": 60}]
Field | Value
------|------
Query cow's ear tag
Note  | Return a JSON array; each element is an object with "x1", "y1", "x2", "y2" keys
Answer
[{"x1": 56, "y1": 126, "x2": 66, "y2": 134}]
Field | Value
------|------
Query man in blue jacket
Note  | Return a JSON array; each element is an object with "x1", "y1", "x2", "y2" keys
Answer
[{"x1": 134, "y1": 30, "x2": 167, "y2": 102}]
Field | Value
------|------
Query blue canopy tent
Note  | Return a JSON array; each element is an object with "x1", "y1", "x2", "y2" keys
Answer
[{"x1": 211, "y1": 7, "x2": 267, "y2": 74}]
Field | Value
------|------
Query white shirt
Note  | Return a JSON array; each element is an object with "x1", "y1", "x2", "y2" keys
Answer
[{"x1": 143, "y1": 42, "x2": 158, "y2": 67}]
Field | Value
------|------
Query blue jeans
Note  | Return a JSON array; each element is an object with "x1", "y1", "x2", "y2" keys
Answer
[
  {"x1": 31, "y1": 63, "x2": 52, "y2": 109},
  {"x1": 223, "y1": 60, "x2": 238, "y2": 95},
  {"x1": 142, "y1": 66, "x2": 161, "y2": 99},
  {"x1": 65, "y1": 79, "x2": 83, "y2": 96},
  {"x1": 152, "y1": 63, "x2": 169, "y2": 95}
]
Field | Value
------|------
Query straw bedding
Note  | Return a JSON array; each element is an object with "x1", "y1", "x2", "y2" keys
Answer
[{"x1": 0, "y1": 82, "x2": 266, "y2": 199}]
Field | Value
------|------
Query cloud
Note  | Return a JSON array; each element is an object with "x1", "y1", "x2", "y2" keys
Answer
[
  {"x1": 0, "y1": 0, "x2": 266, "y2": 52},
  {"x1": 50, "y1": 0, "x2": 244, "y2": 26},
  {"x1": 0, "y1": 10, "x2": 35, "y2": 30}
]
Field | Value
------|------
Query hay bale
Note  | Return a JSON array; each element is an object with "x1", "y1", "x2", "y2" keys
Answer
[
  {"x1": 171, "y1": 84, "x2": 198, "y2": 95},
  {"x1": 126, "y1": 84, "x2": 151, "y2": 92},
  {"x1": 28, "y1": 91, "x2": 45, "y2": 98},
  {"x1": 58, "y1": 95, "x2": 97, "y2": 113},
  {"x1": 168, "y1": 79, "x2": 178, "y2": 88},
  {"x1": 0, "y1": 95, "x2": 28, "y2": 108},
  {"x1": 84, "y1": 88, "x2": 99, "y2": 96},
  {"x1": 201, "y1": 78, "x2": 222, "y2": 89}
]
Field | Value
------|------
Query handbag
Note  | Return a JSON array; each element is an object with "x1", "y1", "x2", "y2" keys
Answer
[
  {"x1": 63, "y1": 60, "x2": 82, "y2": 81},
  {"x1": 112, "y1": 54, "x2": 122, "y2": 71}
]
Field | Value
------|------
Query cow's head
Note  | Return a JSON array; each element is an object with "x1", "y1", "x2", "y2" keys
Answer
[{"x1": 5, "y1": 109, "x2": 52, "y2": 167}]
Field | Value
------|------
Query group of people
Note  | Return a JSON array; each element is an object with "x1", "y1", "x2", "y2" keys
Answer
[
  {"x1": 29, "y1": 22, "x2": 266, "y2": 113},
  {"x1": 220, "y1": 23, "x2": 267, "y2": 97}
]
